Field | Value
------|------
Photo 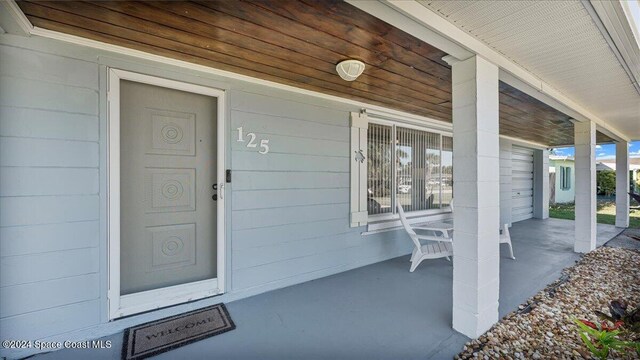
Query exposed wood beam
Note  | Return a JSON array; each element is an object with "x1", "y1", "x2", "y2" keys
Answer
[{"x1": 8, "y1": 0, "x2": 615, "y2": 147}]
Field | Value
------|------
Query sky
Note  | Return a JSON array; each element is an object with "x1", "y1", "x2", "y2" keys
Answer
[{"x1": 552, "y1": 140, "x2": 640, "y2": 160}]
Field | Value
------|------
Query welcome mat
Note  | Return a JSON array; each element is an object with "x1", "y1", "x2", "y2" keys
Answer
[{"x1": 122, "y1": 303, "x2": 235, "y2": 360}]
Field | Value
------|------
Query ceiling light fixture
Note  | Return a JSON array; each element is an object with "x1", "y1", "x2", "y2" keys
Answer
[{"x1": 336, "y1": 60, "x2": 365, "y2": 81}]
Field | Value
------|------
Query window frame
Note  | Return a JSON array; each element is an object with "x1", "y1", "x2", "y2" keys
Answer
[
  {"x1": 560, "y1": 165, "x2": 572, "y2": 190},
  {"x1": 367, "y1": 116, "x2": 453, "y2": 223}
]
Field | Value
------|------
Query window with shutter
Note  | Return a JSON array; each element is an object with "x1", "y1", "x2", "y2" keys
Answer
[
  {"x1": 559, "y1": 166, "x2": 572, "y2": 190},
  {"x1": 350, "y1": 111, "x2": 453, "y2": 228}
]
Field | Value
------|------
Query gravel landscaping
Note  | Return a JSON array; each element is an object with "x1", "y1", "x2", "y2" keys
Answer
[{"x1": 457, "y1": 233, "x2": 640, "y2": 359}]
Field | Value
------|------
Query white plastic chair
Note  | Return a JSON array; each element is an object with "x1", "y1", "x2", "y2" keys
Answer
[
  {"x1": 450, "y1": 198, "x2": 515, "y2": 259},
  {"x1": 500, "y1": 224, "x2": 516, "y2": 260},
  {"x1": 451, "y1": 198, "x2": 515, "y2": 259},
  {"x1": 402, "y1": 198, "x2": 515, "y2": 271},
  {"x1": 397, "y1": 201, "x2": 453, "y2": 272}
]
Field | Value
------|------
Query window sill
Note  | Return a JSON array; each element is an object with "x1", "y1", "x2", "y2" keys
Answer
[{"x1": 361, "y1": 210, "x2": 453, "y2": 235}]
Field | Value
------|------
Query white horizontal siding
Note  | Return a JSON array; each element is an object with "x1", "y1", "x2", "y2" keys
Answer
[
  {"x1": 0, "y1": 43, "x2": 101, "y2": 343},
  {"x1": 0, "y1": 106, "x2": 98, "y2": 141},
  {"x1": 233, "y1": 188, "x2": 349, "y2": 210},
  {"x1": 0, "y1": 221, "x2": 99, "y2": 257},
  {"x1": 232, "y1": 151, "x2": 348, "y2": 172},
  {"x1": 232, "y1": 218, "x2": 349, "y2": 250},
  {"x1": 229, "y1": 93, "x2": 412, "y2": 290},
  {"x1": 229, "y1": 90, "x2": 350, "y2": 127},
  {"x1": 230, "y1": 110, "x2": 348, "y2": 142},
  {"x1": 0, "y1": 168, "x2": 99, "y2": 196},
  {"x1": 233, "y1": 232, "x2": 360, "y2": 270},
  {"x1": 0, "y1": 274, "x2": 100, "y2": 318},
  {"x1": 233, "y1": 230, "x2": 407, "y2": 289},
  {"x1": 0, "y1": 248, "x2": 99, "y2": 287},
  {"x1": 0, "y1": 195, "x2": 100, "y2": 227},
  {"x1": 0, "y1": 45, "x2": 98, "y2": 88},
  {"x1": 0, "y1": 137, "x2": 99, "y2": 167},
  {"x1": 232, "y1": 171, "x2": 349, "y2": 191},
  {"x1": 0, "y1": 76, "x2": 98, "y2": 115},
  {"x1": 0, "y1": 300, "x2": 101, "y2": 340},
  {"x1": 232, "y1": 203, "x2": 348, "y2": 230}
]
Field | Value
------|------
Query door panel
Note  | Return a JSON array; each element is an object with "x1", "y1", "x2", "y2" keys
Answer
[
  {"x1": 511, "y1": 147, "x2": 534, "y2": 222},
  {"x1": 120, "y1": 80, "x2": 217, "y2": 295}
]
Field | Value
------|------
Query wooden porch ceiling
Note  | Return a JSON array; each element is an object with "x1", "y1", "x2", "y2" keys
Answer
[{"x1": 18, "y1": 0, "x2": 613, "y2": 146}]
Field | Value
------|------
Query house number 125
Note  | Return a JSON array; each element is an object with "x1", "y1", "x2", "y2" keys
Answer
[{"x1": 237, "y1": 127, "x2": 270, "y2": 154}]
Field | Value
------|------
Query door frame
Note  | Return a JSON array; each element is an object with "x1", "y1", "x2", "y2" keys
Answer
[{"x1": 107, "y1": 68, "x2": 226, "y2": 319}]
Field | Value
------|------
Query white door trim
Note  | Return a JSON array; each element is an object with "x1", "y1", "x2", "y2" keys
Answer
[{"x1": 107, "y1": 68, "x2": 226, "y2": 320}]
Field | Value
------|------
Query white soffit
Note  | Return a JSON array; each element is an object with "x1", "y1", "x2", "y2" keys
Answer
[{"x1": 415, "y1": 0, "x2": 640, "y2": 140}]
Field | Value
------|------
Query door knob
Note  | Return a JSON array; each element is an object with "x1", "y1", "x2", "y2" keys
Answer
[
  {"x1": 212, "y1": 184, "x2": 217, "y2": 190},
  {"x1": 212, "y1": 194, "x2": 217, "y2": 201}
]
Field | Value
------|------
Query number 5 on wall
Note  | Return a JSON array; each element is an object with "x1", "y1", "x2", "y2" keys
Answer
[{"x1": 259, "y1": 139, "x2": 269, "y2": 154}]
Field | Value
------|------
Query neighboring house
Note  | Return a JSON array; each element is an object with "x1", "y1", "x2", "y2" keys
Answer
[
  {"x1": 549, "y1": 155, "x2": 640, "y2": 203},
  {"x1": 549, "y1": 155, "x2": 576, "y2": 204},
  {"x1": 0, "y1": 1, "x2": 638, "y2": 358}
]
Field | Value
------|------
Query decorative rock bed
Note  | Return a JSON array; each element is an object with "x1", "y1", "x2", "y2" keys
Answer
[{"x1": 457, "y1": 246, "x2": 640, "y2": 359}]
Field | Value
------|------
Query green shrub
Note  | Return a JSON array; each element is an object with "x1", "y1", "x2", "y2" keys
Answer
[{"x1": 597, "y1": 171, "x2": 616, "y2": 196}]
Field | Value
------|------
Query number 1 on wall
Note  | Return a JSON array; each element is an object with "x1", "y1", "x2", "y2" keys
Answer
[{"x1": 237, "y1": 126, "x2": 244, "y2": 142}]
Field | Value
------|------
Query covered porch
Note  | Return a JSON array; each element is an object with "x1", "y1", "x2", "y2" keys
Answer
[
  {"x1": 34, "y1": 218, "x2": 623, "y2": 360},
  {"x1": 0, "y1": 1, "x2": 638, "y2": 358}
]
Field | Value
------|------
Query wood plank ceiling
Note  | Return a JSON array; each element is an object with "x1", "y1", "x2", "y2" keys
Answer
[{"x1": 17, "y1": 0, "x2": 613, "y2": 146}]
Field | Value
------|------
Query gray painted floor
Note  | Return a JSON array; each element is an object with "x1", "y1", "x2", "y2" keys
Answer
[{"x1": 31, "y1": 218, "x2": 622, "y2": 360}]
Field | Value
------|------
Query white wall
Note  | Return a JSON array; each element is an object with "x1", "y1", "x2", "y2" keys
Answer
[
  {"x1": 0, "y1": 42, "x2": 102, "y2": 341},
  {"x1": 0, "y1": 33, "x2": 417, "y2": 357},
  {"x1": 550, "y1": 159, "x2": 576, "y2": 203}
]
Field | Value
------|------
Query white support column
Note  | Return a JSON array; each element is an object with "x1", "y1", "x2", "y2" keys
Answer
[
  {"x1": 615, "y1": 141, "x2": 630, "y2": 228},
  {"x1": 447, "y1": 55, "x2": 500, "y2": 338},
  {"x1": 574, "y1": 121, "x2": 597, "y2": 253},
  {"x1": 533, "y1": 149, "x2": 549, "y2": 219}
]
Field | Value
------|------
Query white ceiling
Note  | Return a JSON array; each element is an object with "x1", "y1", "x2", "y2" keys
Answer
[{"x1": 418, "y1": 0, "x2": 640, "y2": 140}]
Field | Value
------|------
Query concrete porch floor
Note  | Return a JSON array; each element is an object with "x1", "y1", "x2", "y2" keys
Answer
[{"x1": 34, "y1": 218, "x2": 623, "y2": 360}]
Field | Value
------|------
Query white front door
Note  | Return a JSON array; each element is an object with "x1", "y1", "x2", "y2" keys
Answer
[{"x1": 108, "y1": 70, "x2": 226, "y2": 319}]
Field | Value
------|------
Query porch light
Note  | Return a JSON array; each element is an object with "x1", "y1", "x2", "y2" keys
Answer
[{"x1": 336, "y1": 59, "x2": 365, "y2": 81}]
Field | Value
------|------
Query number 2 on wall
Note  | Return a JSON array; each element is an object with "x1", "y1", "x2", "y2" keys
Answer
[{"x1": 237, "y1": 127, "x2": 269, "y2": 155}]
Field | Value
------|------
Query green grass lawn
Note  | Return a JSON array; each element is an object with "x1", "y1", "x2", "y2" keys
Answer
[{"x1": 549, "y1": 200, "x2": 640, "y2": 228}]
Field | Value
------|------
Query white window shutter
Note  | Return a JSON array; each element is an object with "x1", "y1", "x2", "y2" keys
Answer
[{"x1": 350, "y1": 111, "x2": 368, "y2": 227}]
